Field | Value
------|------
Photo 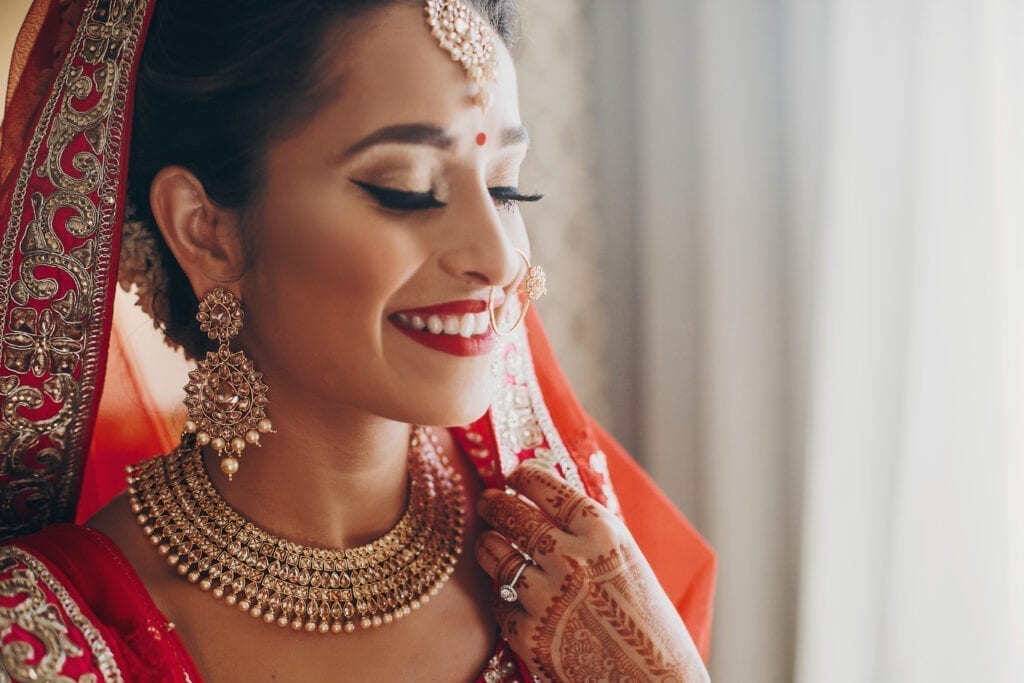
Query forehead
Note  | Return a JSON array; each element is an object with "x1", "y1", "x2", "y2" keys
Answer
[{"x1": 315, "y1": 3, "x2": 521, "y2": 138}]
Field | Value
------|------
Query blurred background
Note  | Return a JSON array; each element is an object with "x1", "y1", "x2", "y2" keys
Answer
[
  {"x1": 4, "y1": 1, "x2": 1024, "y2": 681},
  {"x1": 519, "y1": 2, "x2": 1024, "y2": 681}
]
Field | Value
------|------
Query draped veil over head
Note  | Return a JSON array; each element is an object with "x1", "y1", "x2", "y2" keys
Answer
[{"x1": 0, "y1": 0, "x2": 715, "y2": 661}]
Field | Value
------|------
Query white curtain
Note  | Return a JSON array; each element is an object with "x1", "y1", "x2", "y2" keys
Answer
[
  {"x1": 796, "y1": 2, "x2": 1024, "y2": 681},
  {"x1": 627, "y1": 1, "x2": 1024, "y2": 681}
]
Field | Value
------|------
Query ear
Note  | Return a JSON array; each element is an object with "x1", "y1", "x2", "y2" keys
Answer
[{"x1": 149, "y1": 166, "x2": 248, "y2": 298}]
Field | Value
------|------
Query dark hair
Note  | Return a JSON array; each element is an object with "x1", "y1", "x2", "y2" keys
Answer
[{"x1": 127, "y1": 0, "x2": 520, "y2": 358}]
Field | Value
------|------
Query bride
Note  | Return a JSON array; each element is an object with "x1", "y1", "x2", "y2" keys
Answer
[{"x1": 0, "y1": 0, "x2": 715, "y2": 680}]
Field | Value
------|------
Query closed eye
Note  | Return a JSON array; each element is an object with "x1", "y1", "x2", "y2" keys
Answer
[
  {"x1": 489, "y1": 186, "x2": 544, "y2": 212},
  {"x1": 351, "y1": 179, "x2": 446, "y2": 211}
]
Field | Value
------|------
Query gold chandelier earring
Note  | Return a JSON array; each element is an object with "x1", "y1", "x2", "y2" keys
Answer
[
  {"x1": 488, "y1": 248, "x2": 547, "y2": 336},
  {"x1": 182, "y1": 288, "x2": 272, "y2": 479}
]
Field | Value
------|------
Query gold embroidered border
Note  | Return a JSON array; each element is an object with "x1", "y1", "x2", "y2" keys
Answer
[
  {"x1": 0, "y1": 0, "x2": 152, "y2": 538},
  {"x1": 0, "y1": 545, "x2": 123, "y2": 682}
]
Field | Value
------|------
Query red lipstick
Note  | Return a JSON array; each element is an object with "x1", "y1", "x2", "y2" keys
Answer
[
  {"x1": 392, "y1": 323, "x2": 497, "y2": 356},
  {"x1": 389, "y1": 297, "x2": 502, "y2": 357}
]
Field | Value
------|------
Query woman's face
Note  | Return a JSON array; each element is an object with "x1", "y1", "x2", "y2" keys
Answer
[{"x1": 238, "y1": 3, "x2": 530, "y2": 428}]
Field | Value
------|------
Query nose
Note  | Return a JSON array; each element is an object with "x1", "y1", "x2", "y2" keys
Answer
[{"x1": 437, "y1": 185, "x2": 524, "y2": 290}]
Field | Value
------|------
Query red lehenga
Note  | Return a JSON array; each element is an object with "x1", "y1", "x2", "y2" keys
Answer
[{"x1": 0, "y1": 1, "x2": 716, "y2": 680}]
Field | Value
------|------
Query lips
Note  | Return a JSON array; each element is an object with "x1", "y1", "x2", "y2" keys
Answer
[{"x1": 389, "y1": 298, "x2": 503, "y2": 357}]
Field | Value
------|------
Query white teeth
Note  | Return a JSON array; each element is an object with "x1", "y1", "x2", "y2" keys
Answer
[
  {"x1": 459, "y1": 313, "x2": 475, "y2": 338},
  {"x1": 474, "y1": 311, "x2": 489, "y2": 335},
  {"x1": 397, "y1": 310, "x2": 492, "y2": 337}
]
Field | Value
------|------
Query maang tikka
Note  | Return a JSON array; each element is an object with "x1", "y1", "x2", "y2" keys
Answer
[
  {"x1": 425, "y1": 0, "x2": 498, "y2": 110},
  {"x1": 182, "y1": 288, "x2": 272, "y2": 479}
]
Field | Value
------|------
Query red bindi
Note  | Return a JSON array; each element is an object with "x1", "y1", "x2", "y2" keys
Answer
[{"x1": 476, "y1": 132, "x2": 487, "y2": 146}]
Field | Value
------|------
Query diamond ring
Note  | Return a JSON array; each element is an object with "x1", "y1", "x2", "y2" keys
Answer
[{"x1": 498, "y1": 558, "x2": 530, "y2": 603}]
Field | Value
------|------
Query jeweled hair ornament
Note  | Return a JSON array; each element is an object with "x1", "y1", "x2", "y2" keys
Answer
[{"x1": 425, "y1": 0, "x2": 499, "y2": 110}]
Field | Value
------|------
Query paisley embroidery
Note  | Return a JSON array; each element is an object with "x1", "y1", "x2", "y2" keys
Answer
[
  {"x1": 0, "y1": 545, "x2": 122, "y2": 682},
  {"x1": 490, "y1": 342, "x2": 544, "y2": 468},
  {"x1": 4, "y1": 307, "x2": 85, "y2": 377},
  {"x1": 489, "y1": 324, "x2": 584, "y2": 493},
  {"x1": 0, "y1": 0, "x2": 153, "y2": 539}
]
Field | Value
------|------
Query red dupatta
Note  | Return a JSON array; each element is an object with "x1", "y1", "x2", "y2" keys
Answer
[
  {"x1": 0, "y1": 0, "x2": 716, "y2": 665},
  {"x1": 0, "y1": 0, "x2": 155, "y2": 537}
]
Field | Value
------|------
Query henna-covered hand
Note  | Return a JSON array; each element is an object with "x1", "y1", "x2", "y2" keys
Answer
[{"x1": 475, "y1": 461, "x2": 710, "y2": 683}]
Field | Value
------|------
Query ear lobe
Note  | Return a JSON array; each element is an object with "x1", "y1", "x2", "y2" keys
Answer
[{"x1": 148, "y1": 165, "x2": 248, "y2": 297}]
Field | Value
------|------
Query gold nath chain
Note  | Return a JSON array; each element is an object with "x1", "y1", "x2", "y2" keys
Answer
[{"x1": 128, "y1": 427, "x2": 465, "y2": 634}]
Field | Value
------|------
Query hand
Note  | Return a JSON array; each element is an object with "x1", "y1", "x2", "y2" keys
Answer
[{"x1": 474, "y1": 461, "x2": 709, "y2": 683}]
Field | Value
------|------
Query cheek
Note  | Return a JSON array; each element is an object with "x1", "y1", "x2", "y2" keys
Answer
[
  {"x1": 256, "y1": 207, "x2": 421, "y2": 323},
  {"x1": 249, "y1": 148, "x2": 426, "y2": 314},
  {"x1": 240, "y1": 195, "x2": 431, "y2": 400}
]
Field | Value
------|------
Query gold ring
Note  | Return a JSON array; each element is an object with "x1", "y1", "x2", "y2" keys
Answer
[{"x1": 488, "y1": 249, "x2": 547, "y2": 336}]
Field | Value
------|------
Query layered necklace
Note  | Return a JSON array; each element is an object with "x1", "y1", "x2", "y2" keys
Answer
[{"x1": 128, "y1": 426, "x2": 465, "y2": 634}]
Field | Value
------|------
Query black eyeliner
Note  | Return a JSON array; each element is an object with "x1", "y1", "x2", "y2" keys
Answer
[{"x1": 350, "y1": 179, "x2": 447, "y2": 210}]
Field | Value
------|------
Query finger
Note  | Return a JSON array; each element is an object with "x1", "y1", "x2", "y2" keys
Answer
[
  {"x1": 491, "y1": 595, "x2": 527, "y2": 642},
  {"x1": 507, "y1": 460, "x2": 604, "y2": 534},
  {"x1": 490, "y1": 597, "x2": 538, "y2": 677},
  {"x1": 474, "y1": 531, "x2": 545, "y2": 614},
  {"x1": 475, "y1": 531, "x2": 525, "y2": 582},
  {"x1": 476, "y1": 489, "x2": 563, "y2": 562}
]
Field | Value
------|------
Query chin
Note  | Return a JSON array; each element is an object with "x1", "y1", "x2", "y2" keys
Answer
[
  {"x1": 435, "y1": 402, "x2": 491, "y2": 428},
  {"x1": 398, "y1": 383, "x2": 493, "y2": 428}
]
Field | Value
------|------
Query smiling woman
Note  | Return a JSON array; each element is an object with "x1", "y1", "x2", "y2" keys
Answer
[{"x1": 0, "y1": 1, "x2": 714, "y2": 681}]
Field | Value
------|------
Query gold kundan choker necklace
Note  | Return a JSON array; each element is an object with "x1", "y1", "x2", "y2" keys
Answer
[{"x1": 127, "y1": 426, "x2": 465, "y2": 634}]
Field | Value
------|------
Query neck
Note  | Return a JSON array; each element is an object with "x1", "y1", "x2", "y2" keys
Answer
[{"x1": 203, "y1": 393, "x2": 414, "y2": 550}]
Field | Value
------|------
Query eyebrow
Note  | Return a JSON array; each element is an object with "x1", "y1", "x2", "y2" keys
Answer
[
  {"x1": 341, "y1": 123, "x2": 530, "y2": 159},
  {"x1": 343, "y1": 124, "x2": 453, "y2": 157}
]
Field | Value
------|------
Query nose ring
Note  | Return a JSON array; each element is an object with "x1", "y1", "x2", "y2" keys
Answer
[{"x1": 488, "y1": 249, "x2": 547, "y2": 336}]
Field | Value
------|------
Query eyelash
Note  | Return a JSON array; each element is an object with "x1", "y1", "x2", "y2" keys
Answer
[
  {"x1": 351, "y1": 180, "x2": 543, "y2": 212},
  {"x1": 489, "y1": 186, "x2": 544, "y2": 212}
]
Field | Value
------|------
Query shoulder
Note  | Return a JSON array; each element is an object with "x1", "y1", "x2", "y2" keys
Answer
[
  {"x1": 87, "y1": 491, "x2": 142, "y2": 565},
  {"x1": 0, "y1": 526, "x2": 125, "y2": 681}
]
